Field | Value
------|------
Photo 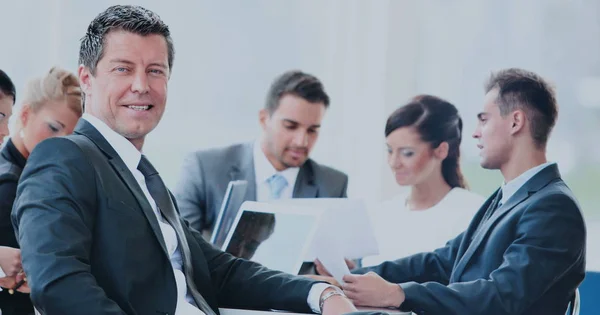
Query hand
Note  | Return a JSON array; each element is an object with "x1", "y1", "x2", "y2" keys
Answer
[
  {"x1": 0, "y1": 272, "x2": 30, "y2": 293},
  {"x1": 0, "y1": 246, "x2": 22, "y2": 277},
  {"x1": 320, "y1": 287, "x2": 357, "y2": 315},
  {"x1": 304, "y1": 274, "x2": 342, "y2": 288},
  {"x1": 315, "y1": 258, "x2": 356, "y2": 276},
  {"x1": 341, "y1": 272, "x2": 405, "y2": 308},
  {"x1": 0, "y1": 276, "x2": 17, "y2": 289},
  {"x1": 14, "y1": 270, "x2": 30, "y2": 293}
]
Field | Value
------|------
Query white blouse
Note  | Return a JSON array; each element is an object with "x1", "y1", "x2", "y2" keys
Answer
[{"x1": 362, "y1": 188, "x2": 485, "y2": 267}]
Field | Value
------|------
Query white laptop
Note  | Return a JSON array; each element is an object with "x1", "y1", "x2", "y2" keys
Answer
[
  {"x1": 221, "y1": 201, "x2": 322, "y2": 274},
  {"x1": 210, "y1": 180, "x2": 249, "y2": 249}
]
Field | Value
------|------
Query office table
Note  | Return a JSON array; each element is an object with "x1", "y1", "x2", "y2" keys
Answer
[{"x1": 220, "y1": 307, "x2": 412, "y2": 315}]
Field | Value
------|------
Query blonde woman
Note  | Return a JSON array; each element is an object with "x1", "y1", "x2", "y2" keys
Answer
[{"x1": 0, "y1": 67, "x2": 82, "y2": 314}]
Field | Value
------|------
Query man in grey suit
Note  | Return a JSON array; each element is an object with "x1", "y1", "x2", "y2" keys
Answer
[{"x1": 175, "y1": 70, "x2": 348, "y2": 237}]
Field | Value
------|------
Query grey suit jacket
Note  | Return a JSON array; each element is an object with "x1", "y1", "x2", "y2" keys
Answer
[{"x1": 174, "y1": 142, "x2": 348, "y2": 235}]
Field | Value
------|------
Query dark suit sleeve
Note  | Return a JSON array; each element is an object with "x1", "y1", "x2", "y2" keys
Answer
[
  {"x1": 175, "y1": 152, "x2": 208, "y2": 232},
  {"x1": 353, "y1": 232, "x2": 463, "y2": 285},
  {"x1": 396, "y1": 194, "x2": 586, "y2": 315},
  {"x1": 182, "y1": 219, "x2": 322, "y2": 313},
  {"x1": 12, "y1": 138, "x2": 126, "y2": 315},
  {"x1": 0, "y1": 175, "x2": 19, "y2": 248}
]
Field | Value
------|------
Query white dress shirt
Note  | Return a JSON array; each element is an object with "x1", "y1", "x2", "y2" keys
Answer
[
  {"x1": 253, "y1": 140, "x2": 300, "y2": 202},
  {"x1": 83, "y1": 114, "x2": 202, "y2": 315},
  {"x1": 500, "y1": 162, "x2": 555, "y2": 205}
]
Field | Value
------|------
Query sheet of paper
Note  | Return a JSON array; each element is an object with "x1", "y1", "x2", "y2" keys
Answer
[
  {"x1": 272, "y1": 198, "x2": 379, "y2": 261},
  {"x1": 316, "y1": 236, "x2": 351, "y2": 284}
]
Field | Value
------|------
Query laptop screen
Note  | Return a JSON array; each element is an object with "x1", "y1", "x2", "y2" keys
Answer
[
  {"x1": 210, "y1": 180, "x2": 248, "y2": 248},
  {"x1": 222, "y1": 208, "x2": 319, "y2": 274}
]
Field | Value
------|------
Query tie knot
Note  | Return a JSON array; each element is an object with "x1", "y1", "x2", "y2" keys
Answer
[
  {"x1": 137, "y1": 155, "x2": 158, "y2": 177},
  {"x1": 267, "y1": 173, "x2": 288, "y2": 200},
  {"x1": 495, "y1": 189, "x2": 503, "y2": 208}
]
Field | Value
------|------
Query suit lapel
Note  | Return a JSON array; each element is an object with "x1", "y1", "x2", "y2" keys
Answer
[
  {"x1": 293, "y1": 159, "x2": 318, "y2": 198},
  {"x1": 229, "y1": 142, "x2": 257, "y2": 201},
  {"x1": 452, "y1": 189, "x2": 530, "y2": 279},
  {"x1": 451, "y1": 164, "x2": 561, "y2": 280},
  {"x1": 74, "y1": 119, "x2": 169, "y2": 256}
]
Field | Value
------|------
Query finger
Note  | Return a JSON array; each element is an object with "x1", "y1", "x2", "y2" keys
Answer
[
  {"x1": 345, "y1": 258, "x2": 356, "y2": 269},
  {"x1": 342, "y1": 274, "x2": 358, "y2": 283},
  {"x1": 343, "y1": 289, "x2": 358, "y2": 300},
  {"x1": 17, "y1": 282, "x2": 30, "y2": 294},
  {"x1": 341, "y1": 282, "x2": 357, "y2": 293},
  {"x1": 314, "y1": 260, "x2": 331, "y2": 276},
  {"x1": 15, "y1": 272, "x2": 26, "y2": 283}
]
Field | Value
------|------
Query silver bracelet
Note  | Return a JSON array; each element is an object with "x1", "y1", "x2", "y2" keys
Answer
[{"x1": 319, "y1": 289, "x2": 346, "y2": 312}]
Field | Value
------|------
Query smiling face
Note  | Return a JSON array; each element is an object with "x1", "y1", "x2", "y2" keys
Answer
[
  {"x1": 79, "y1": 30, "x2": 170, "y2": 148},
  {"x1": 386, "y1": 126, "x2": 446, "y2": 186}
]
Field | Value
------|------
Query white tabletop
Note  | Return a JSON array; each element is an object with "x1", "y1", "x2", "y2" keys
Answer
[{"x1": 219, "y1": 307, "x2": 411, "y2": 315}]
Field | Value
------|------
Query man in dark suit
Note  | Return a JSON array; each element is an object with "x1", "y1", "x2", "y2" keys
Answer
[
  {"x1": 316, "y1": 68, "x2": 586, "y2": 315},
  {"x1": 174, "y1": 70, "x2": 348, "y2": 237},
  {"x1": 12, "y1": 5, "x2": 356, "y2": 315}
]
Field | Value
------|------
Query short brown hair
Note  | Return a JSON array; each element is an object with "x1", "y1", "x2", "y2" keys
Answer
[
  {"x1": 485, "y1": 68, "x2": 558, "y2": 148},
  {"x1": 265, "y1": 70, "x2": 329, "y2": 113}
]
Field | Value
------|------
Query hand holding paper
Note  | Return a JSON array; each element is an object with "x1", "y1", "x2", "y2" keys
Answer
[{"x1": 315, "y1": 238, "x2": 351, "y2": 284}]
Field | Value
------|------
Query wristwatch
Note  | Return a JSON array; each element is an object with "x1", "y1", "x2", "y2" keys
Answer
[{"x1": 319, "y1": 286, "x2": 346, "y2": 312}]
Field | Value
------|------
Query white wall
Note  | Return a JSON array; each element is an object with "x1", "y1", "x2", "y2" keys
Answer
[{"x1": 1, "y1": 0, "x2": 599, "y2": 269}]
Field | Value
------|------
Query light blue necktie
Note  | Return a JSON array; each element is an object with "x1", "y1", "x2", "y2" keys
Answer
[{"x1": 267, "y1": 173, "x2": 288, "y2": 200}]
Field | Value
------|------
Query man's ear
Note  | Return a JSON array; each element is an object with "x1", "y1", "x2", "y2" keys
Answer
[
  {"x1": 78, "y1": 65, "x2": 93, "y2": 96},
  {"x1": 510, "y1": 110, "x2": 526, "y2": 135},
  {"x1": 259, "y1": 109, "x2": 270, "y2": 130}
]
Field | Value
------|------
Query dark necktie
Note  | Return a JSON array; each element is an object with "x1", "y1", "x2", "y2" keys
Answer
[
  {"x1": 472, "y1": 189, "x2": 503, "y2": 238},
  {"x1": 137, "y1": 155, "x2": 216, "y2": 315}
]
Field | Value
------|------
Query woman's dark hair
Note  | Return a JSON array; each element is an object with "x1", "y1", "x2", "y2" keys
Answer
[
  {"x1": 0, "y1": 69, "x2": 16, "y2": 104},
  {"x1": 385, "y1": 95, "x2": 467, "y2": 189}
]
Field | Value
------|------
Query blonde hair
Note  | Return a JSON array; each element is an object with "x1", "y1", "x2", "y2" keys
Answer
[{"x1": 22, "y1": 67, "x2": 83, "y2": 116}]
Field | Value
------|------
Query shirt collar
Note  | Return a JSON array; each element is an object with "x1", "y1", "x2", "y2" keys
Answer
[
  {"x1": 253, "y1": 139, "x2": 300, "y2": 185},
  {"x1": 82, "y1": 113, "x2": 142, "y2": 172},
  {"x1": 500, "y1": 162, "x2": 555, "y2": 205},
  {"x1": 4, "y1": 138, "x2": 27, "y2": 169}
]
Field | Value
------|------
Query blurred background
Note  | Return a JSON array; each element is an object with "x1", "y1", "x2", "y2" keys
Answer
[{"x1": 1, "y1": 0, "x2": 598, "y2": 269}]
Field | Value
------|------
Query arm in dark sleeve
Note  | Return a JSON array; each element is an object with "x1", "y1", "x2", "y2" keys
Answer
[
  {"x1": 353, "y1": 232, "x2": 464, "y2": 285},
  {"x1": 12, "y1": 138, "x2": 126, "y2": 315},
  {"x1": 175, "y1": 152, "x2": 208, "y2": 232},
  {"x1": 183, "y1": 219, "x2": 321, "y2": 313},
  {"x1": 396, "y1": 194, "x2": 586, "y2": 315},
  {"x1": 0, "y1": 176, "x2": 19, "y2": 248}
]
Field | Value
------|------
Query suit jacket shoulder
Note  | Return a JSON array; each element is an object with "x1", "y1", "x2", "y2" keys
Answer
[
  {"x1": 301, "y1": 159, "x2": 348, "y2": 197},
  {"x1": 193, "y1": 142, "x2": 252, "y2": 170}
]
